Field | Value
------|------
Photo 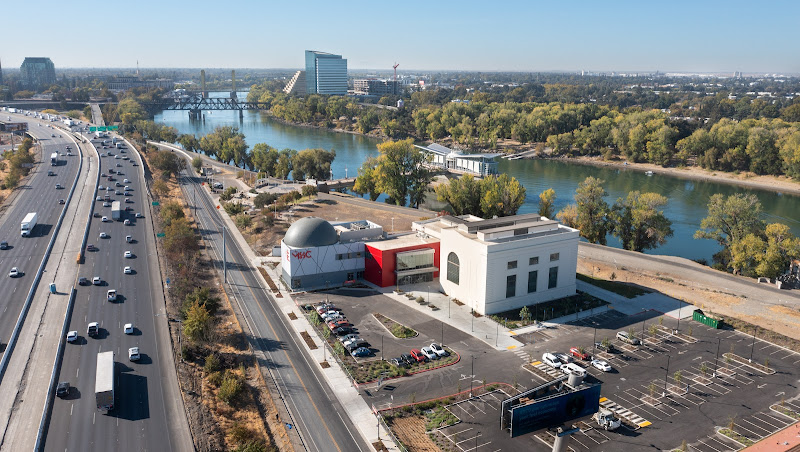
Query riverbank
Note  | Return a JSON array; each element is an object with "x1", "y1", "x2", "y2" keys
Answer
[{"x1": 554, "y1": 155, "x2": 800, "y2": 197}]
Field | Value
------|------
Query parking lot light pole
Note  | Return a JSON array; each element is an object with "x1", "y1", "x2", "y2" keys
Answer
[
  {"x1": 470, "y1": 355, "x2": 475, "y2": 398},
  {"x1": 663, "y1": 355, "x2": 671, "y2": 394},
  {"x1": 714, "y1": 337, "x2": 721, "y2": 376},
  {"x1": 592, "y1": 324, "x2": 597, "y2": 352},
  {"x1": 750, "y1": 326, "x2": 758, "y2": 362},
  {"x1": 381, "y1": 336, "x2": 384, "y2": 361}
]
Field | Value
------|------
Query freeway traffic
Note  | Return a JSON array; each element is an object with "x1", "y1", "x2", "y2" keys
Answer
[
  {"x1": 44, "y1": 136, "x2": 188, "y2": 451},
  {"x1": 175, "y1": 159, "x2": 371, "y2": 452},
  {"x1": 0, "y1": 114, "x2": 80, "y2": 360}
]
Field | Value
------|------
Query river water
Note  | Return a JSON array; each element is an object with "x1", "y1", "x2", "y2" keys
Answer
[{"x1": 155, "y1": 94, "x2": 800, "y2": 264}]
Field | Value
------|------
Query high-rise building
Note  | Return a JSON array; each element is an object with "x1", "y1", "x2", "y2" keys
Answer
[
  {"x1": 353, "y1": 79, "x2": 400, "y2": 96},
  {"x1": 305, "y1": 51, "x2": 347, "y2": 95},
  {"x1": 20, "y1": 57, "x2": 56, "y2": 88}
]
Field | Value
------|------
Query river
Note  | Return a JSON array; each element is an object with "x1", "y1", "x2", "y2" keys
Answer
[{"x1": 155, "y1": 94, "x2": 800, "y2": 264}]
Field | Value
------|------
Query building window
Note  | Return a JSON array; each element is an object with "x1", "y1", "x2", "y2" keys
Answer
[
  {"x1": 548, "y1": 267, "x2": 558, "y2": 289},
  {"x1": 529, "y1": 256, "x2": 539, "y2": 265},
  {"x1": 550, "y1": 253, "x2": 560, "y2": 262},
  {"x1": 528, "y1": 270, "x2": 538, "y2": 293},
  {"x1": 447, "y1": 252, "x2": 460, "y2": 285},
  {"x1": 356, "y1": 271, "x2": 364, "y2": 279},
  {"x1": 506, "y1": 275, "x2": 516, "y2": 298},
  {"x1": 507, "y1": 260, "x2": 517, "y2": 270},
  {"x1": 347, "y1": 272, "x2": 355, "y2": 281}
]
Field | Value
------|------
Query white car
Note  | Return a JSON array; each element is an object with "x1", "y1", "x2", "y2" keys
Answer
[
  {"x1": 99, "y1": 232, "x2": 108, "y2": 239},
  {"x1": 124, "y1": 251, "x2": 132, "y2": 258},
  {"x1": 8, "y1": 267, "x2": 20, "y2": 278},
  {"x1": 101, "y1": 216, "x2": 109, "y2": 222},
  {"x1": 135, "y1": 212, "x2": 143, "y2": 218},
  {"x1": 98, "y1": 185, "x2": 104, "y2": 190},
  {"x1": 562, "y1": 362, "x2": 587, "y2": 377},
  {"x1": 123, "y1": 219, "x2": 131, "y2": 225},
  {"x1": 123, "y1": 179, "x2": 130, "y2": 183},
  {"x1": 591, "y1": 359, "x2": 612, "y2": 372},
  {"x1": 66, "y1": 330, "x2": 78, "y2": 342},
  {"x1": 107, "y1": 289, "x2": 117, "y2": 301},
  {"x1": 430, "y1": 343, "x2": 448, "y2": 357},
  {"x1": 124, "y1": 266, "x2": 132, "y2": 274},
  {"x1": 103, "y1": 202, "x2": 111, "y2": 207},
  {"x1": 92, "y1": 276, "x2": 101, "y2": 285},
  {"x1": 542, "y1": 352, "x2": 562, "y2": 369},
  {"x1": 128, "y1": 347, "x2": 140, "y2": 361},
  {"x1": 420, "y1": 346, "x2": 438, "y2": 360},
  {"x1": 124, "y1": 323, "x2": 133, "y2": 335},
  {"x1": 126, "y1": 235, "x2": 132, "y2": 243}
]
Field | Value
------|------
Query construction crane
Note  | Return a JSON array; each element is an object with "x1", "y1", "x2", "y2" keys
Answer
[{"x1": 393, "y1": 63, "x2": 399, "y2": 81}]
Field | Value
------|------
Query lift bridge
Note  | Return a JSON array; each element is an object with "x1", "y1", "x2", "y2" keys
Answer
[{"x1": 142, "y1": 69, "x2": 268, "y2": 120}]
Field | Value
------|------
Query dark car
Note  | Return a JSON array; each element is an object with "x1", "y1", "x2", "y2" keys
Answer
[
  {"x1": 351, "y1": 347, "x2": 371, "y2": 357},
  {"x1": 345, "y1": 342, "x2": 363, "y2": 352},
  {"x1": 56, "y1": 381, "x2": 70, "y2": 398},
  {"x1": 93, "y1": 212, "x2": 102, "y2": 218},
  {"x1": 78, "y1": 277, "x2": 89, "y2": 285},
  {"x1": 389, "y1": 357, "x2": 406, "y2": 368},
  {"x1": 595, "y1": 342, "x2": 618, "y2": 353},
  {"x1": 0, "y1": 241, "x2": 7, "y2": 250},
  {"x1": 86, "y1": 244, "x2": 96, "y2": 251},
  {"x1": 332, "y1": 326, "x2": 353, "y2": 336},
  {"x1": 400, "y1": 353, "x2": 414, "y2": 366},
  {"x1": 58, "y1": 199, "x2": 65, "y2": 205}
]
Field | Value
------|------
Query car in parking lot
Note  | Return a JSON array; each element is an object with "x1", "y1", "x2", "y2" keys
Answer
[
  {"x1": 92, "y1": 276, "x2": 101, "y2": 285},
  {"x1": 420, "y1": 346, "x2": 438, "y2": 360},
  {"x1": 128, "y1": 347, "x2": 140, "y2": 361},
  {"x1": 554, "y1": 352, "x2": 573, "y2": 364},
  {"x1": 570, "y1": 347, "x2": 591, "y2": 361},
  {"x1": 400, "y1": 353, "x2": 414, "y2": 367},
  {"x1": 78, "y1": 277, "x2": 89, "y2": 285},
  {"x1": 332, "y1": 326, "x2": 352, "y2": 336},
  {"x1": 320, "y1": 310, "x2": 343, "y2": 321},
  {"x1": 124, "y1": 266, "x2": 132, "y2": 274},
  {"x1": 616, "y1": 331, "x2": 640, "y2": 345},
  {"x1": 124, "y1": 323, "x2": 134, "y2": 334},
  {"x1": 591, "y1": 359, "x2": 612, "y2": 372},
  {"x1": 542, "y1": 352, "x2": 562, "y2": 369},
  {"x1": 430, "y1": 343, "x2": 448, "y2": 357},
  {"x1": 389, "y1": 357, "x2": 407, "y2": 368},
  {"x1": 339, "y1": 333, "x2": 359, "y2": 344},
  {"x1": 66, "y1": 331, "x2": 78, "y2": 342},
  {"x1": 343, "y1": 337, "x2": 367, "y2": 349},
  {"x1": 562, "y1": 362, "x2": 587, "y2": 377},
  {"x1": 351, "y1": 347, "x2": 371, "y2": 358},
  {"x1": 327, "y1": 320, "x2": 350, "y2": 330},
  {"x1": 56, "y1": 381, "x2": 70, "y2": 398},
  {"x1": 410, "y1": 349, "x2": 427, "y2": 363},
  {"x1": 595, "y1": 342, "x2": 617, "y2": 353}
]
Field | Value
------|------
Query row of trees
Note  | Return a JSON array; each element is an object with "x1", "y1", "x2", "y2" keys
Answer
[
  {"x1": 2, "y1": 137, "x2": 36, "y2": 189},
  {"x1": 434, "y1": 173, "x2": 527, "y2": 218}
]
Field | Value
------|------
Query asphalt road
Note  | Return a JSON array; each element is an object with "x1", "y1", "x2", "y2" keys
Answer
[
  {"x1": 0, "y1": 115, "x2": 79, "y2": 359},
  {"x1": 44, "y1": 138, "x2": 179, "y2": 452},
  {"x1": 176, "y1": 166, "x2": 372, "y2": 452}
]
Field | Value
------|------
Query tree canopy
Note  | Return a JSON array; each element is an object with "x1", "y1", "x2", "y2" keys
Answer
[{"x1": 434, "y1": 173, "x2": 526, "y2": 218}]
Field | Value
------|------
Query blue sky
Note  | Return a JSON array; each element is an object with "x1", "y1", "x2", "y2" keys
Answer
[{"x1": 3, "y1": 0, "x2": 798, "y2": 73}]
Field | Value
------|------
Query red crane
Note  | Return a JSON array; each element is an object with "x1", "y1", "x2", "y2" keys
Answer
[{"x1": 393, "y1": 63, "x2": 399, "y2": 81}]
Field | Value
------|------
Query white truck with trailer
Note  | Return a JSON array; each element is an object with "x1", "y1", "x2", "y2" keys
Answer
[
  {"x1": 111, "y1": 201, "x2": 122, "y2": 221},
  {"x1": 95, "y1": 351, "x2": 115, "y2": 411},
  {"x1": 50, "y1": 152, "x2": 58, "y2": 165},
  {"x1": 21, "y1": 212, "x2": 37, "y2": 237}
]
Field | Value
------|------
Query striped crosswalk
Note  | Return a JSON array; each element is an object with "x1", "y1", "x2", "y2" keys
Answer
[{"x1": 599, "y1": 397, "x2": 651, "y2": 429}]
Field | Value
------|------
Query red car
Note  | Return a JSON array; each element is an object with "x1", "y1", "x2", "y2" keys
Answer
[
  {"x1": 327, "y1": 320, "x2": 350, "y2": 329},
  {"x1": 569, "y1": 347, "x2": 591, "y2": 361},
  {"x1": 410, "y1": 349, "x2": 427, "y2": 363}
]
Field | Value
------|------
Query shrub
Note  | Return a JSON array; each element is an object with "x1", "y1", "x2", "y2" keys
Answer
[
  {"x1": 223, "y1": 202, "x2": 245, "y2": 216},
  {"x1": 234, "y1": 440, "x2": 268, "y2": 452},
  {"x1": 204, "y1": 353, "x2": 221, "y2": 373},
  {"x1": 227, "y1": 422, "x2": 254, "y2": 445},
  {"x1": 218, "y1": 370, "x2": 243, "y2": 405},
  {"x1": 301, "y1": 185, "x2": 317, "y2": 197},
  {"x1": 207, "y1": 370, "x2": 223, "y2": 386},
  {"x1": 191, "y1": 156, "x2": 202, "y2": 172},
  {"x1": 254, "y1": 192, "x2": 279, "y2": 209},
  {"x1": 236, "y1": 214, "x2": 253, "y2": 229},
  {"x1": 184, "y1": 287, "x2": 220, "y2": 316}
]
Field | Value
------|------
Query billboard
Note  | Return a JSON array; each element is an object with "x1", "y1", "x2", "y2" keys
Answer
[{"x1": 507, "y1": 384, "x2": 601, "y2": 438}]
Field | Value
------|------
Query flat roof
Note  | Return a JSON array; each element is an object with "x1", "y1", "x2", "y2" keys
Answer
[{"x1": 365, "y1": 233, "x2": 439, "y2": 251}]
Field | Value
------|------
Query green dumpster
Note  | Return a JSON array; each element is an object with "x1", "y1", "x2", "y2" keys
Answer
[{"x1": 692, "y1": 309, "x2": 722, "y2": 329}]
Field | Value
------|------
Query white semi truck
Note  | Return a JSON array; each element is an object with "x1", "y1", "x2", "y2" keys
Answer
[
  {"x1": 95, "y1": 351, "x2": 115, "y2": 411},
  {"x1": 111, "y1": 201, "x2": 122, "y2": 221},
  {"x1": 21, "y1": 212, "x2": 37, "y2": 237},
  {"x1": 50, "y1": 152, "x2": 58, "y2": 165}
]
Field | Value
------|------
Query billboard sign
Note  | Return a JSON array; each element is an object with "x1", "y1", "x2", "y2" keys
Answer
[{"x1": 508, "y1": 384, "x2": 601, "y2": 438}]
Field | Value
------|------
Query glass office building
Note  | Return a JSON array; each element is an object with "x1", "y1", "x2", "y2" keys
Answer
[
  {"x1": 20, "y1": 57, "x2": 56, "y2": 89},
  {"x1": 305, "y1": 51, "x2": 348, "y2": 95}
]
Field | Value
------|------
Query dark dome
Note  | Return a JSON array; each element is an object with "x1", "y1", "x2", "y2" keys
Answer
[{"x1": 283, "y1": 217, "x2": 338, "y2": 248}]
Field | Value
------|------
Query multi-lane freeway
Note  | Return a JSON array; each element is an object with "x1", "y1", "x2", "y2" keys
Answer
[
  {"x1": 44, "y1": 136, "x2": 188, "y2": 451},
  {"x1": 0, "y1": 117, "x2": 79, "y2": 356}
]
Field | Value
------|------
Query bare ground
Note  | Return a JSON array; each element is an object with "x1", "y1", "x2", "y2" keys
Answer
[{"x1": 389, "y1": 416, "x2": 440, "y2": 452}]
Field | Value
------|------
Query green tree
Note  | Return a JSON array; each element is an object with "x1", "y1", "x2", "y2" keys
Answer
[
  {"x1": 538, "y1": 188, "x2": 556, "y2": 219},
  {"x1": 291, "y1": 148, "x2": 336, "y2": 180},
  {"x1": 610, "y1": 191, "x2": 673, "y2": 252},
  {"x1": 574, "y1": 177, "x2": 610, "y2": 245},
  {"x1": 183, "y1": 300, "x2": 211, "y2": 342},
  {"x1": 519, "y1": 306, "x2": 530, "y2": 323},
  {"x1": 479, "y1": 173, "x2": 527, "y2": 218},
  {"x1": 191, "y1": 156, "x2": 202, "y2": 172},
  {"x1": 184, "y1": 287, "x2": 220, "y2": 315},
  {"x1": 178, "y1": 134, "x2": 200, "y2": 153},
  {"x1": 434, "y1": 174, "x2": 483, "y2": 216},
  {"x1": 274, "y1": 149, "x2": 295, "y2": 179},
  {"x1": 253, "y1": 192, "x2": 278, "y2": 209},
  {"x1": 352, "y1": 156, "x2": 381, "y2": 201},
  {"x1": 374, "y1": 139, "x2": 432, "y2": 207},
  {"x1": 116, "y1": 98, "x2": 146, "y2": 125},
  {"x1": 236, "y1": 214, "x2": 253, "y2": 229},
  {"x1": 160, "y1": 200, "x2": 185, "y2": 226},
  {"x1": 695, "y1": 193, "x2": 765, "y2": 267},
  {"x1": 250, "y1": 143, "x2": 279, "y2": 175},
  {"x1": 301, "y1": 185, "x2": 318, "y2": 197},
  {"x1": 150, "y1": 150, "x2": 186, "y2": 178}
]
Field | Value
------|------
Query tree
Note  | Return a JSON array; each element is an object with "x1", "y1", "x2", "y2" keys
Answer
[
  {"x1": 183, "y1": 300, "x2": 211, "y2": 342},
  {"x1": 184, "y1": 287, "x2": 220, "y2": 315},
  {"x1": 731, "y1": 223, "x2": 800, "y2": 277},
  {"x1": 374, "y1": 139, "x2": 432, "y2": 207},
  {"x1": 160, "y1": 200, "x2": 185, "y2": 226},
  {"x1": 291, "y1": 148, "x2": 336, "y2": 181},
  {"x1": 152, "y1": 179, "x2": 169, "y2": 198},
  {"x1": 519, "y1": 306, "x2": 531, "y2": 323},
  {"x1": 695, "y1": 193, "x2": 765, "y2": 267},
  {"x1": 150, "y1": 150, "x2": 186, "y2": 178},
  {"x1": 253, "y1": 192, "x2": 278, "y2": 209},
  {"x1": 610, "y1": 191, "x2": 673, "y2": 252},
  {"x1": 556, "y1": 204, "x2": 578, "y2": 229},
  {"x1": 538, "y1": 188, "x2": 556, "y2": 218},
  {"x1": 250, "y1": 143, "x2": 279, "y2": 175},
  {"x1": 116, "y1": 98, "x2": 146, "y2": 125},
  {"x1": 235, "y1": 214, "x2": 253, "y2": 229},
  {"x1": 301, "y1": 185, "x2": 318, "y2": 197},
  {"x1": 178, "y1": 134, "x2": 200, "y2": 153},
  {"x1": 191, "y1": 156, "x2": 202, "y2": 172},
  {"x1": 353, "y1": 156, "x2": 381, "y2": 201},
  {"x1": 479, "y1": 173, "x2": 527, "y2": 218},
  {"x1": 574, "y1": 177, "x2": 610, "y2": 245},
  {"x1": 274, "y1": 149, "x2": 296, "y2": 179},
  {"x1": 199, "y1": 126, "x2": 249, "y2": 167}
]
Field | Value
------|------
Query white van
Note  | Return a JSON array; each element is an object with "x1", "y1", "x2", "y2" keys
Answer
[
  {"x1": 616, "y1": 331, "x2": 640, "y2": 345},
  {"x1": 542, "y1": 352, "x2": 562, "y2": 369}
]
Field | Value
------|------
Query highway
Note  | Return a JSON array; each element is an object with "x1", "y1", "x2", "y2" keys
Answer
[
  {"x1": 174, "y1": 161, "x2": 371, "y2": 452},
  {"x1": 44, "y1": 136, "x2": 184, "y2": 451},
  {"x1": 0, "y1": 114, "x2": 79, "y2": 359}
]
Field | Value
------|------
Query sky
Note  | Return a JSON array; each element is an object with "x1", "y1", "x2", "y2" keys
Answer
[{"x1": 3, "y1": 0, "x2": 799, "y2": 74}]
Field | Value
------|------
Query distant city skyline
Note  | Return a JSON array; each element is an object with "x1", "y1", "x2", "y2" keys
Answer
[{"x1": 3, "y1": 0, "x2": 799, "y2": 74}]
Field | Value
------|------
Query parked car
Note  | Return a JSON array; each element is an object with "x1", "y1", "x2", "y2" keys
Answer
[
  {"x1": 410, "y1": 349, "x2": 427, "y2": 363},
  {"x1": 554, "y1": 352, "x2": 573, "y2": 364},
  {"x1": 389, "y1": 357, "x2": 407, "y2": 368},
  {"x1": 344, "y1": 338, "x2": 368, "y2": 349},
  {"x1": 616, "y1": 331, "x2": 640, "y2": 345},
  {"x1": 542, "y1": 352, "x2": 562, "y2": 369},
  {"x1": 430, "y1": 343, "x2": 448, "y2": 357},
  {"x1": 570, "y1": 347, "x2": 591, "y2": 361},
  {"x1": 562, "y1": 362, "x2": 587, "y2": 377},
  {"x1": 332, "y1": 326, "x2": 352, "y2": 336},
  {"x1": 345, "y1": 342, "x2": 363, "y2": 353},
  {"x1": 351, "y1": 347, "x2": 371, "y2": 358},
  {"x1": 327, "y1": 320, "x2": 351, "y2": 330},
  {"x1": 400, "y1": 353, "x2": 415, "y2": 366},
  {"x1": 420, "y1": 346, "x2": 438, "y2": 360},
  {"x1": 594, "y1": 342, "x2": 617, "y2": 353},
  {"x1": 591, "y1": 359, "x2": 612, "y2": 372},
  {"x1": 339, "y1": 333, "x2": 359, "y2": 344}
]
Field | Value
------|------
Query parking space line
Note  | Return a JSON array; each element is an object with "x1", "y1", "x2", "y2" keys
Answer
[
  {"x1": 753, "y1": 412, "x2": 788, "y2": 430},
  {"x1": 599, "y1": 397, "x2": 651, "y2": 428},
  {"x1": 739, "y1": 417, "x2": 772, "y2": 436},
  {"x1": 731, "y1": 421, "x2": 760, "y2": 440}
]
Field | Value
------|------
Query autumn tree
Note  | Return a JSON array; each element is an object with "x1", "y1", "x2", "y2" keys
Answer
[
  {"x1": 353, "y1": 156, "x2": 381, "y2": 201},
  {"x1": 374, "y1": 139, "x2": 432, "y2": 208},
  {"x1": 435, "y1": 173, "x2": 526, "y2": 218},
  {"x1": 610, "y1": 191, "x2": 673, "y2": 252},
  {"x1": 695, "y1": 193, "x2": 765, "y2": 267},
  {"x1": 538, "y1": 188, "x2": 556, "y2": 218},
  {"x1": 573, "y1": 177, "x2": 610, "y2": 245},
  {"x1": 291, "y1": 148, "x2": 336, "y2": 181},
  {"x1": 730, "y1": 223, "x2": 800, "y2": 277},
  {"x1": 434, "y1": 174, "x2": 482, "y2": 216}
]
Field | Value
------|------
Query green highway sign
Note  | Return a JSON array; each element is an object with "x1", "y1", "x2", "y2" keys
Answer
[
  {"x1": 157, "y1": 233, "x2": 165, "y2": 238},
  {"x1": 152, "y1": 201, "x2": 160, "y2": 206},
  {"x1": 88, "y1": 126, "x2": 117, "y2": 132},
  {"x1": 108, "y1": 125, "x2": 119, "y2": 130}
]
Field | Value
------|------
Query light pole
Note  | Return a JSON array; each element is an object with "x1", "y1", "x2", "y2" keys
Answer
[
  {"x1": 475, "y1": 431, "x2": 480, "y2": 452},
  {"x1": 470, "y1": 356, "x2": 475, "y2": 398},
  {"x1": 448, "y1": 297, "x2": 451, "y2": 318},
  {"x1": 663, "y1": 355, "x2": 671, "y2": 394},
  {"x1": 676, "y1": 299, "x2": 681, "y2": 333},
  {"x1": 391, "y1": 217, "x2": 394, "y2": 232},
  {"x1": 750, "y1": 326, "x2": 758, "y2": 362},
  {"x1": 714, "y1": 337, "x2": 721, "y2": 376},
  {"x1": 441, "y1": 321, "x2": 444, "y2": 346},
  {"x1": 592, "y1": 323, "x2": 598, "y2": 352}
]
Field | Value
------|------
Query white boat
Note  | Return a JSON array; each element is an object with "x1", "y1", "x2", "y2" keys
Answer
[{"x1": 645, "y1": 170, "x2": 654, "y2": 176}]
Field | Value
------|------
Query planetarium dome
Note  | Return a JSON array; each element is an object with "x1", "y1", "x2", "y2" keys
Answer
[{"x1": 283, "y1": 217, "x2": 338, "y2": 248}]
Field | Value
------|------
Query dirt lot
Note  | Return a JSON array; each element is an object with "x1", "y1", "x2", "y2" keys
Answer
[{"x1": 389, "y1": 416, "x2": 440, "y2": 452}]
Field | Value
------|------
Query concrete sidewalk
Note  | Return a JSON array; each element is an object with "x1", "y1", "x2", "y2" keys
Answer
[{"x1": 0, "y1": 133, "x2": 96, "y2": 451}]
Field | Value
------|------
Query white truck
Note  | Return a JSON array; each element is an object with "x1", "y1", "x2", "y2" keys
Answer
[
  {"x1": 50, "y1": 152, "x2": 58, "y2": 166},
  {"x1": 95, "y1": 351, "x2": 115, "y2": 411},
  {"x1": 593, "y1": 409, "x2": 621, "y2": 431},
  {"x1": 21, "y1": 212, "x2": 37, "y2": 237},
  {"x1": 111, "y1": 201, "x2": 122, "y2": 221}
]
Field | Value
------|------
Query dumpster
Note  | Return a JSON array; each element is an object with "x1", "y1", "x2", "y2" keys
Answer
[
  {"x1": 692, "y1": 309, "x2": 722, "y2": 329},
  {"x1": 49, "y1": 283, "x2": 56, "y2": 294}
]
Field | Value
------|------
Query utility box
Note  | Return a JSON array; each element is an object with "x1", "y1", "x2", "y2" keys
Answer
[
  {"x1": 692, "y1": 309, "x2": 723, "y2": 329},
  {"x1": 49, "y1": 283, "x2": 56, "y2": 294}
]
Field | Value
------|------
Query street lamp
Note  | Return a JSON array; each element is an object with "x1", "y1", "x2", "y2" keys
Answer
[
  {"x1": 470, "y1": 355, "x2": 475, "y2": 398},
  {"x1": 749, "y1": 326, "x2": 758, "y2": 362},
  {"x1": 663, "y1": 355, "x2": 671, "y2": 394}
]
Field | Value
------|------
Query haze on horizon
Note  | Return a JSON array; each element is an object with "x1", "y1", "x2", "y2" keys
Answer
[{"x1": 4, "y1": 0, "x2": 799, "y2": 75}]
